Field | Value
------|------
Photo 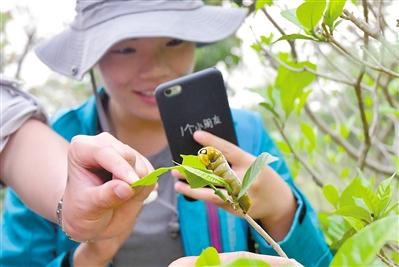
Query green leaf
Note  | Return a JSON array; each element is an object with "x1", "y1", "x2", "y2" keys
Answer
[
  {"x1": 260, "y1": 34, "x2": 274, "y2": 46},
  {"x1": 376, "y1": 175, "x2": 395, "y2": 216},
  {"x1": 334, "y1": 205, "x2": 371, "y2": 222},
  {"x1": 276, "y1": 140, "x2": 290, "y2": 154},
  {"x1": 223, "y1": 258, "x2": 271, "y2": 267},
  {"x1": 300, "y1": 122, "x2": 316, "y2": 151},
  {"x1": 339, "y1": 178, "x2": 363, "y2": 207},
  {"x1": 294, "y1": 89, "x2": 312, "y2": 115},
  {"x1": 195, "y1": 247, "x2": 221, "y2": 267},
  {"x1": 331, "y1": 216, "x2": 399, "y2": 266},
  {"x1": 296, "y1": 0, "x2": 327, "y2": 31},
  {"x1": 339, "y1": 124, "x2": 350, "y2": 139},
  {"x1": 323, "y1": 0, "x2": 346, "y2": 29},
  {"x1": 239, "y1": 152, "x2": 278, "y2": 199},
  {"x1": 343, "y1": 216, "x2": 366, "y2": 232},
  {"x1": 181, "y1": 155, "x2": 207, "y2": 170},
  {"x1": 323, "y1": 184, "x2": 340, "y2": 208},
  {"x1": 274, "y1": 33, "x2": 317, "y2": 43},
  {"x1": 255, "y1": 0, "x2": 273, "y2": 11},
  {"x1": 180, "y1": 165, "x2": 228, "y2": 188},
  {"x1": 281, "y1": 8, "x2": 302, "y2": 28},
  {"x1": 275, "y1": 54, "x2": 316, "y2": 118},
  {"x1": 131, "y1": 167, "x2": 175, "y2": 187},
  {"x1": 259, "y1": 102, "x2": 280, "y2": 119}
]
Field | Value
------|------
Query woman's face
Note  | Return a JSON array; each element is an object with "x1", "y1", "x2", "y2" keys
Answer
[{"x1": 98, "y1": 37, "x2": 196, "y2": 121}]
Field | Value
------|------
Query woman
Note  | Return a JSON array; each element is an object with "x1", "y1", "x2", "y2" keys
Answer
[{"x1": 1, "y1": 1, "x2": 331, "y2": 266}]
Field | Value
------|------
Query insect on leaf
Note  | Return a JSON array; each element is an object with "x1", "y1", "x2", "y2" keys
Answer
[
  {"x1": 238, "y1": 152, "x2": 278, "y2": 199},
  {"x1": 180, "y1": 165, "x2": 228, "y2": 188}
]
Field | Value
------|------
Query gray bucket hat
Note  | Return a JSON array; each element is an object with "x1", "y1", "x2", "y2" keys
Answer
[{"x1": 35, "y1": 0, "x2": 247, "y2": 81}]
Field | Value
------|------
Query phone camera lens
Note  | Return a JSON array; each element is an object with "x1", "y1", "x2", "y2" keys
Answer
[{"x1": 165, "y1": 88, "x2": 172, "y2": 96}]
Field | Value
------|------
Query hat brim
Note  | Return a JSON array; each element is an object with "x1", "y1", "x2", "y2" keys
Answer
[{"x1": 35, "y1": 5, "x2": 247, "y2": 80}]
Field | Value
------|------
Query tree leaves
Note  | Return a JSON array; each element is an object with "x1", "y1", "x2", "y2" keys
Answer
[
  {"x1": 331, "y1": 216, "x2": 399, "y2": 266},
  {"x1": 323, "y1": 0, "x2": 346, "y2": 29},
  {"x1": 323, "y1": 184, "x2": 340, "y2": 208},
  {"x1": 296, "y1": 0, "x2": 326, "y2": 31},
  {"x1": 275, "y1": 53, "x2": 316, "y2": 118}
]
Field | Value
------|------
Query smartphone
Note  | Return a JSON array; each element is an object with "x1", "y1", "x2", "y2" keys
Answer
[{"x1": 155, "y1": 67, "x2": 238, "y2": 164}]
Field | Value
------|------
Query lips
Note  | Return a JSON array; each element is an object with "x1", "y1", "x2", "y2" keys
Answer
[{"x1": 133, "y1": 89, "x2": 157, "y2": 105}]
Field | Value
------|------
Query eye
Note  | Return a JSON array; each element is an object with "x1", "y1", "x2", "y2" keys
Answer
[
  {"x1": 199, "y1": 148, "x2": 208, "y2": 155},
  {"x1": 110, "y1": 47, "x2": 137, "y2": 54},
  {"x1": 166, "y1": 39, "x2": 184, "y2": 47}
]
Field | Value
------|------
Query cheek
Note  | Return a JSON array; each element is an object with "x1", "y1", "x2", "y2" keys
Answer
[
  {"x1": 169, "y1": 45, "x2": 196, "y2": 74},
  {"x1": 98, "y1": 60, "x2": 134, "y2": 90}
]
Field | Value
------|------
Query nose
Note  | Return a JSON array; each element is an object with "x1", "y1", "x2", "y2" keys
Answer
[{"x1": 138, "y1": 51, "x2": 172, "y2": 82}]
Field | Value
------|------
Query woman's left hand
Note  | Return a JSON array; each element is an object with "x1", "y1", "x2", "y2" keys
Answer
[{"x1": 174, "y1": 131, "x2": 297, "y2": 241}]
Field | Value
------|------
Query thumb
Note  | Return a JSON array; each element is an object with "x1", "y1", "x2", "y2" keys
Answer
[{"x1": 89, "y1": 180, "x2": 135, "y2": 212}]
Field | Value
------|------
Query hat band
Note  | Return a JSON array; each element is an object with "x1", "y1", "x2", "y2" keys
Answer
[{"x1": 72, "y1": 0, "x2": 204, "y2": 30}]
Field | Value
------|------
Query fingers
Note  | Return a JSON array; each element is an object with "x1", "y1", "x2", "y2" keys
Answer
[
  {"x1": 95, "y1": 146, "x2": 139, "y2": 184},
  {"x1": 69, "y1": 133, "x2": 154, "y2": 184},
  {"x1": 175, "y1": 181, "x2": 226, "y2": 206},
  {"x1": 89, "y1": 179, "x2": 135, "y2": 211}
]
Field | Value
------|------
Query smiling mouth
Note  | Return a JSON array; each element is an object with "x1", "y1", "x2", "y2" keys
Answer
[{"x1": 134, "y1": 90, "x2": 155, "y2": 97}]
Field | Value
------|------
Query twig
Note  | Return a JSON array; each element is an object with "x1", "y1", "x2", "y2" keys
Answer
[
  {"x1": 244, "y1": 214, "x2": 288, "y2": 258},
  {"x1": 261, "y1": 8, "x2": 298, "y2": 61},
  {"x1": 14, "y1": 28, "x2": 36, "y2": 80},
  {"x1": 356, "y1": 1, "x2": 371, "y2": 170},
  {"x1": 321, "y1": 24, "x2": 399, "y2": 78},
  {"x1": 378, "y1": 250, "x2": 398, "y2": 267},
  {"x1": 273, "y1": 118, "x2": 324, "y2": 187},
  {"x1": 341, "y1": 9, "x2": 399, "y2": 60},
  {"x1": 342, "y1": 9, "x2": 378, "y2": 39},
  {"x1": 327, "y1": 34, "x2": 399, "y2": 78},
  {"x1": 304, "y1": 105, "x2": 395, "y2": 176}
]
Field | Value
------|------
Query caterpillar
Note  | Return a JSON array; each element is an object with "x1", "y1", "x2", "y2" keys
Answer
[{"x1": 198, "y1": 146, "x2": 251, "y2": 214}]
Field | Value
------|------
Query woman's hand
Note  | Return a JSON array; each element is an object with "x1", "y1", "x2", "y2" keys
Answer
[
  {"x1": 62, "y1": 132, "x2": 155, "y2": 242},
  {"x1": 174, "y1": 131, "x2": 297, "y2": 241},
  {"x1": 168, "y1": 252, "x2": 303, "y2": 267}
]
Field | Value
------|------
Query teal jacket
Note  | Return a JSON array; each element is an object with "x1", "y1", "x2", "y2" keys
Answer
[{"x1": 0, "y1": 95, "x2": 332, "y2": 266}]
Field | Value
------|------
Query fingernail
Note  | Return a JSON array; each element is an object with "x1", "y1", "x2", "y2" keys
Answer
[
  {"x1": 114, "y1": 184, "x2": 133, "y2": 200},
  {"x1": 126, "y1": 170, "x2": 138, "y2": 184}
]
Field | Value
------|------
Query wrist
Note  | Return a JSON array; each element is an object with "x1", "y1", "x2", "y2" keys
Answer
[
  {"x1": 73, "y1": 242, "x2": 111, "y2": 267},
  {"x1": 259, "y1": 192, "x2": 297, "y2": 241}
]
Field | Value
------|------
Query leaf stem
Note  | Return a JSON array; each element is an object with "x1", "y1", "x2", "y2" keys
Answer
[{"x1": 244, "y1": 214, "x2": 288, "y2": 259}]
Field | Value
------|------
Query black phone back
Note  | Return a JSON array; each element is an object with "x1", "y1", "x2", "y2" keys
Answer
[{"x1": 155, "y1": 68, "x2": 238, "y2": 163}]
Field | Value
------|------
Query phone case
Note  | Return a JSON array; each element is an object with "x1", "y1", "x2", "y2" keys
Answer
[{"x1": 155, "y1": 68, "x2": 238, "y2": 163}]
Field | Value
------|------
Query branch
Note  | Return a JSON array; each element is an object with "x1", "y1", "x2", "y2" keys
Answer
[
  {"x1": 342, "y1": 9, "x2": 379, "y2": 39},
  {"x1": 356, "y1": 0, "x2": 371, "y2": 170},
  {"x1": 322, "y1": 24, "x2": 399, "y2": 78},
  {"x1": 261, "y1": 8, "x2": 298, "y2": 61},
  {"x1": 273, "y1": 118, "x2": 324, "y2": 187},
  {"x1": 341, "y1": 9, "x2": 399, "y2": 60},
  {"x1": 244, "y1": 214, "x2": 288, "y2": 258},
  {"x1": 14, "y1": 28, "x2": 36, "y2": 80},
  {"x1": 304, "y1": 105, "x2": 396, "y2": 176},
  {"x1": 354, "y1": 71, "x2": 371, "y2": 170}
]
